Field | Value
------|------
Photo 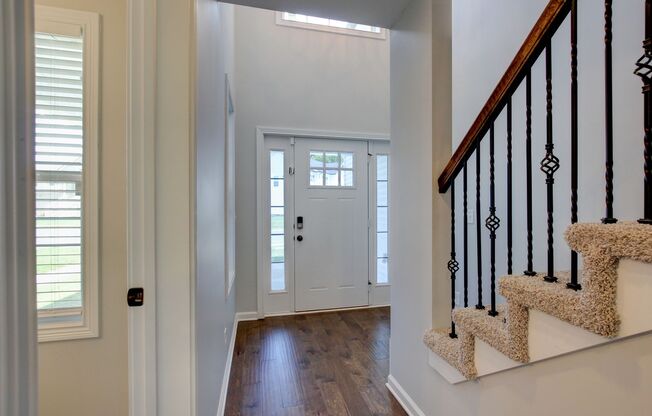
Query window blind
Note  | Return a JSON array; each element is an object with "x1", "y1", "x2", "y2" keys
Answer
[{"x1": 35, "y1": 32, "x2": 84, "y2": 313}]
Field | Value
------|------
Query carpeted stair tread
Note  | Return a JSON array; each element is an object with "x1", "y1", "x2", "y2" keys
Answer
[
  {"x1": 566, "y1": 222, "x2": 652, "y2": 263},
  {"x1": 453, "y1": 303, "x2": 529, "y2": 363},
  {"x1": 423, "y1": 327, "x2": 476, "y2": 379},
  {"x1": 500, "y1": 271, "x2": 585, "y2": 332}
]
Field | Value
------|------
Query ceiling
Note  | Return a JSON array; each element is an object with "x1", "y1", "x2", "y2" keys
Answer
[{"x1": 224, "y1": 0, "x2": 412, "y2": 28}]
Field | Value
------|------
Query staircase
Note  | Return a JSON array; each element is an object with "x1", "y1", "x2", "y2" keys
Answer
[{"x1": 425, "y1": 0, "x2": 652, "y2": 383}]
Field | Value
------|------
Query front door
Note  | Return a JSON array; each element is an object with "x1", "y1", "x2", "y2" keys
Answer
[{"x1": 293, "y1": 138, "x2": 369, "y2": 311}]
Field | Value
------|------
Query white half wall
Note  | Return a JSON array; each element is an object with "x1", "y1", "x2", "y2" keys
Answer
[{"x1": 234, "y1": 5, "x2": 390, "y2": 313}]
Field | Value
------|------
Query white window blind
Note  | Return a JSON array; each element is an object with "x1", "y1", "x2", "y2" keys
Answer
[{"x1": 35, "y1": 31, "x2": 84, "y2": 313}]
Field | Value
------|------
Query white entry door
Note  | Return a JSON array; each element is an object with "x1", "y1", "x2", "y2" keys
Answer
[{"x1": 293, "y1": 138, "x2": 369, "y2": 311}]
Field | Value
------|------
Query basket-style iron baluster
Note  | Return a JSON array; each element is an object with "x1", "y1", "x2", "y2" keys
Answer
[
  {"x1": 449, "y1": 181, "x2": 459, "y2": 338},
  {"x1": 486, "y1": 124, "x2": 500, "y2": 317}
]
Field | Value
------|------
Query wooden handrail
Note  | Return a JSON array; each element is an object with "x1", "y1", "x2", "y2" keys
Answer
[{"x1": 437, "y1": 0, "x2": 572, "y2": 193}]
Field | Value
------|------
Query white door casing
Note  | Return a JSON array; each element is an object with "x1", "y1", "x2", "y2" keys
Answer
[{"x1": 293, "y1": 138, "x2": 369, "y2": 311}]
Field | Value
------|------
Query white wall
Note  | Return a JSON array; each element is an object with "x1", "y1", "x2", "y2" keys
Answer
[
  {"x1": 452, "y1": 0, "x2": 644, "y2": 307},
  {"x1": 194, "y1": 2, "x2": 236, "y2": 416},
  {"x1": 233, "y1": 5, "x2": 390, "y2": 312},
  {"x1": 389, "y1": 1, "x2": 652, "y2": 415},
  {"x1": 35, "y1": 0, "x2": 129, "y2": 414}
]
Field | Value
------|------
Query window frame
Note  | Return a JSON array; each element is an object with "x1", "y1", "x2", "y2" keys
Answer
[
  {"x1": 35, "y1": 5, "x2": 100, "y2": 343},
  {"x1": 275, "y1": 11, "x2": 387, "y2": 40},
  {"x1": 308, "y1": 150, "x2": 356, "y2": 189}
]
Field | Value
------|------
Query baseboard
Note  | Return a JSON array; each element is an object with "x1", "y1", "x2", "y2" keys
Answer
[
  {"x1": 235, "y1": 311, "x2": 259, "y2": 322},
  {"x1": 216, "y1": 316, "x2": 239, "y2": 416},
  {"x1": 386, "y1": 375, "x2": 426, "y2": 416},
  {"x1": 259, "y1": 304, "x2": 390, "y2": 318}
]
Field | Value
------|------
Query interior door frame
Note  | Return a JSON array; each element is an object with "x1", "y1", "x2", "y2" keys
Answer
[
  {"x1": 255, "y1": 127, "x2": 390, "y2": 318},
  {"x1": 126, "y1": 0, "x2": 158, "y2": 415}
]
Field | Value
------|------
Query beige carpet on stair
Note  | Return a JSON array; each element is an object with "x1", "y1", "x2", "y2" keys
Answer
[{"x1": 424, "y1": 222, "x2": 652, "y2": 380}]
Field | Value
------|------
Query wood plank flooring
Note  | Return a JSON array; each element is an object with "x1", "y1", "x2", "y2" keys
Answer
[{"x1": 225, "y1": 307, "x2": 407, "y2": 416}]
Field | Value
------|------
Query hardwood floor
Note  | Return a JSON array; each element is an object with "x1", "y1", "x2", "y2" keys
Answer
[{"x1": 225, "y1": 307, "x2": 407, "y2": 416}]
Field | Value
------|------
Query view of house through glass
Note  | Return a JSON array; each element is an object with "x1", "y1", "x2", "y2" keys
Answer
[
  {"x1": 34, "y1": 31, "x2": 85, "y2": 313},
  {"x1": 309, "y1": 151, "x2": 355, "y2": 187}
]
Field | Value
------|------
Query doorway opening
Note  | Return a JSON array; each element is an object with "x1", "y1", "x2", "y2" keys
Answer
[{"x1": 257, "y1": 130, "x2": 390, "y2": 316}]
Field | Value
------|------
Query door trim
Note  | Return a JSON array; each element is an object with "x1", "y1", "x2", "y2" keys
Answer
[
  {"x1": 126, "y1": 0, "x2": 158, "y2": 415},
  {"x1": 255, "y1": 127, "x2": 390, "y2": 318}
]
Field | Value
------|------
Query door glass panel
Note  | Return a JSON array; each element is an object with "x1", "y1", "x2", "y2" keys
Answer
[
  {"x1": 270, "y1": 179, "x2": 284, "y2": 207},
  {"x1": 377, "y1": 207, "x2": 388, "y2": 232},
  {"x1": 270, "y1": 150, "x2": 286, "y2": 291},
  {"x1": 271, "y1": 263, "x2": 285, "y2": 292},
  {"x1": 324, "y1": 152, "x2": 339, "y2": 168},
  {"x1": 271, "y1": 151, "x2": 285, "y2": 179},
  {"x1": 310, "y1": 151, "x2": 324, "y2": 168},
  {"x1": 377, "y1": 232, "x2": 388, "y2": 258},
  {"x1": 271, "y1": 207, "x2": 284, "y2": 234},
  {"x1": 271, "y1": 235, "x2": 284, "y2": 262},
  {"x1": 325, "y1": 169, "x2": 339, "y2": 186},
  {"x1": 310, "y1": 169, "x2": 324, "y2": 186},
  {"x1": 377, "y1": 181, "x2": 388, "y2": 206},
  {"x1": 377, "y1": 258, "x2": 388, "y2": 284},
  {"x1": 341, "y1": 170, "x2": 353, "y2": 187},
  {"x1": 340, "y1": 152, "x2": 354, "y2": 169}
]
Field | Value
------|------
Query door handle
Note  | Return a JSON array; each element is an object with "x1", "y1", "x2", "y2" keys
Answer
[{"x1": 297, "y1": 235, "x2": 303, "y2": 242}]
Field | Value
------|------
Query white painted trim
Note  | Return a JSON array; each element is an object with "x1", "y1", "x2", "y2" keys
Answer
[
  {"x1": 216, "y1": 312, "x2": 262, "y2": 415},
  {"x1": 260, "y1": 304, "x2": 388, "y2": 318},
  {"x1": 35, "y1": 5, "x2": 100, "y2": 343},
  {"x1": 274, "y1": 11, "x2": 387, "y2": 40},
  {"x1": 256, "y1": 127, "x2": 390, "y2": 318},
  {"x1": 216, "y1": 313, "x2": 239, "y2": 416},
  {"x1": 386, "y1": 375, "x2": 427, "y2": 416},
  {"x1": 126, "y1": 0, "x2": 158, "y2": 415},
  {"x1": 257, "y1": 126, "x2": 390, "y2": 142},
  {"x1": 1, "y1": 0, "x2": 37, "y2": 413},
  {"x1": 235, "y1": 311, "x2": 260, "y2": 322}
]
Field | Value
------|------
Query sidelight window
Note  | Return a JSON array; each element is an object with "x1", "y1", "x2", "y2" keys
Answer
[
  {"x1": 376, "y1": 154, "x2": 389, "y2": 284},
  {"x1": 270, "y1": 150, "x2": 286, "y2": 292}
]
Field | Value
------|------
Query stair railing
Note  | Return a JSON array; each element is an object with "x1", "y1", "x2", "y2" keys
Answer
[{"x1": 439, "y1": 0, "x2": 652, "y2": 338}]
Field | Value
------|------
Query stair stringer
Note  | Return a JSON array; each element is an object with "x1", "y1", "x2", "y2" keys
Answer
[{"x1": 424, "y1": 222, "x2": 652, "y2": 384}]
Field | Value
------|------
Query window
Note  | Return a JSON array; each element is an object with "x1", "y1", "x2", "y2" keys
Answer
[
  {"x1": 276, "y1": 12, "x2": 386, "y2": 39},
  {"x1": 35, "y1": 6, "x2": 99, "y2": 342},
  {"x1": 376, "y1": 155, "x2": 389, "y2": 284},
  {"x1": 309, "y1": 151, "x2": 355, "y2": 187},
  {"x1": 270, "y1": 151, "x2": 286, "y2": 292}
]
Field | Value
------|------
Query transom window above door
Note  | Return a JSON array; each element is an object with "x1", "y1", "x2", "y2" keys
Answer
[{"x1": 309, "y1": 151, "x2": 355, "y2": 187}]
